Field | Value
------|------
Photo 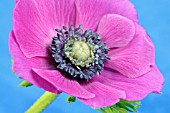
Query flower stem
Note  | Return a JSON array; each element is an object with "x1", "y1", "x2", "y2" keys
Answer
[{"x1": 26, "y1": 91, "x2": 59, "y2": 113}]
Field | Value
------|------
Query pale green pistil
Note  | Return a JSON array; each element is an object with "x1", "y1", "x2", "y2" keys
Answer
[{"x1": 72, "y1": 41, "x2": 91, "y2": 61}]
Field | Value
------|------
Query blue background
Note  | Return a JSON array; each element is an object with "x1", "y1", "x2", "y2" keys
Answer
[{"x1": 0, "y1": 0, "x2": 170, "y2": 113}]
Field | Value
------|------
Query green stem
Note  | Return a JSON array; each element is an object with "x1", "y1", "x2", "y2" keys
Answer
[{"x1": 26, "y1": 91, "x2": 59, "y2": 113}]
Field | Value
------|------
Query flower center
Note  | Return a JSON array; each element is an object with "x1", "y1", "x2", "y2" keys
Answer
[
  {"x1": 72, "y1": 41, "x2": 91, "y2": 61},
  {"x1": 50, "y1": 25, "x2": 110, "y2": 80}
]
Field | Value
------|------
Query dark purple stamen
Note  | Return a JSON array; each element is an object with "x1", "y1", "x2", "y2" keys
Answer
[{"x1": 51, "y1": 25, "x2": 110, "y2": 80}]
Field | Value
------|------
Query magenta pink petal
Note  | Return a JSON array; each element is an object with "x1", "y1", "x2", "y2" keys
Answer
[
  {"x1": 13, "y1": 0, "x2": 76, "y2": 58},
  {"x1": 32, "y1": 69, "x2": 95, "y2": 99},
  {"x1": 13, "y1": 0, "x2": 55, "y2": 58},
  {"x1": 75, "y1": 0, "x2": 138, "y2": 31},
  {"x1": 9, "y1": 31, "x2": 60, "y2": 94},
  {"x1": 106, "y1": 23, "x2": 155, "y2": 78},
  {"x1": 34, "y1": 0, "x2": 58, "y2": 29},
  {"x1": 53, "y1": 0, "x2": 76, "y2": 27},
  {"x1": 92, "y1": 66, "x2": 164, "y2": 100},
  {"x1": 97, "y1": 14, "x2": 135, "y2": 48},
  {"x1": 78, "y1": 82, "x2": 126, "y2": 108}
]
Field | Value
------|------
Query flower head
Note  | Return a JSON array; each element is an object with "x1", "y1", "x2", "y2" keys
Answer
[{"x1": 10, "y1": 0, "x2": 164, "y2": 108}]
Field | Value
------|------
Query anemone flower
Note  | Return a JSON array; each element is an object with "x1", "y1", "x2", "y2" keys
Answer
[{"x1": 10, "y1": 0, "x2": 164, "y2": 108}]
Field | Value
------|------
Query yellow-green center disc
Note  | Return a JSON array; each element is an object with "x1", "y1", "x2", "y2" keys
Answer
[{"x1": 72, "y1": 41, "x2": 91, "y2": 61}]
